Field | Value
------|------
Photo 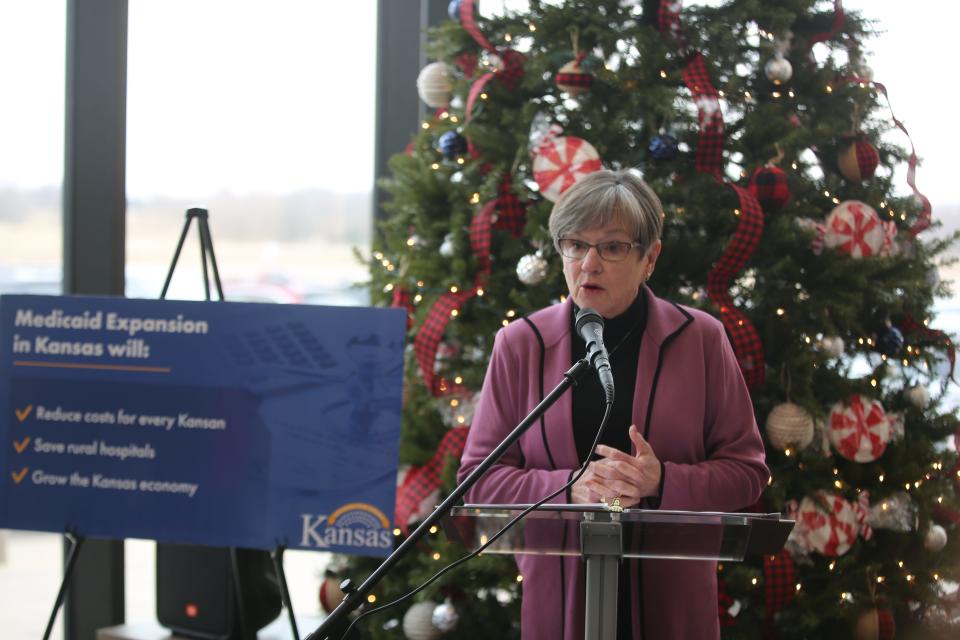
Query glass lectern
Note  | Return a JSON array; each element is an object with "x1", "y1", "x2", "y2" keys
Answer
[{"x1": 444, "y1": 504, "x2": 794, "y2": 640}]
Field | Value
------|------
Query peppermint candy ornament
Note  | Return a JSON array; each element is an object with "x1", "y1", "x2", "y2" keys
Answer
[
  {"x1": 532, "y1": 135, "x2": 601, "y2": 202},
  {"x1": 828, "y1": 395, "x2": 892, "y2": 462},
  {"x1": 824, "y1": 200, "x2": 885, "y2": 259},
  {"x1": 795, "y1": 491, "x2": 861, "y2": 556}
]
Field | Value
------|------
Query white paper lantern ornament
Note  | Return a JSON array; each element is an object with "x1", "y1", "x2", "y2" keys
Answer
[
  {"x1": 765, "y1": 402, "x2": 814, "y2": 451},
  {"x1": 402, "y1": 601, "x2": 442, "y2": 640},
  {"x1": 764, "y1": 54, "x2": 793, "y2": 85},
  {"x1": 416, "y1": 62, "x2": 454, "y2": 109}
]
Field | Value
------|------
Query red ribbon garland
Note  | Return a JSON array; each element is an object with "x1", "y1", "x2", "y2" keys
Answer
[
  {"x1": 413, "y1": 176, "x2": 526, "y2": 395},
  {"x1": 394, "y1": 427, "x2": 469, "y2": 532},
  {"x1": 834, "y1": 76, "x2": 933, "y2": 236},
  {"x1": 658, "y1": 0, "x2": 766, "y2": 389},
  {"x1": 803, "y1": 0, "x2": 845, "y2": 58}
]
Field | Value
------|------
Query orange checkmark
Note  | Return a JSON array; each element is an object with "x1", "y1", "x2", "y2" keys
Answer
[
  {"x1": 13, "y1": 437, "x2": 30, "y2": 454},
  {"x1": 15, "y1": 405, "x2": 33, "y2": 422},
  {"x1": 11, "y1": 467, "x2": 28, "y2": 484}
]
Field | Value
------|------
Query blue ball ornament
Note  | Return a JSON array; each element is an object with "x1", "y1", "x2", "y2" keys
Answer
[
  {"x1": 448, "y1": 0, "x2": 462, "y2": 21},
  {"x1": 876, "y1": 325, "x2": 904, "y2": 357},
  {"x1": 648, "y1": 134, "x2": 679, "y2": 161},
  {"x1": 438, "y1": 131, "x2": 468, "y2": 160}
]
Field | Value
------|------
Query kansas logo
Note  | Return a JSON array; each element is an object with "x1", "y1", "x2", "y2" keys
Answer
[{"x1": 300, "y1": 502, "x2": 393, "y2": 550}]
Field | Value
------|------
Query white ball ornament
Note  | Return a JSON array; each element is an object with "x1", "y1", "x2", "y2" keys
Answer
[
  {"x1": 416, "y1": 62, "x2": 454, "y2": 109},
  {"x1": 818, "y1": 336, "x2": 844, "y2": 358},
  {"x1": 439, "y1": 233, "x2": 455, "y2": 258},
  {"x1": 402, "y1": 601, "x2": 442, "y2": 640},
  {"x1": 905, "y1": 385, "x2": 930, "y2": 409},
  {"x1": 924, "y1": 524, "x2": 947, "y2": 552},
  {"x1": 431, "y1": 600, "x2": 460, "y2": 633},
  {"x1": 764, "y1": 55, "x2": 793, "y2": 85},
  {"x1": 765, "y1": 402, "x2": 815, "y2": 451},
  {"x1": 516, "y1": 252, "x2": 549, "y2": 285}
]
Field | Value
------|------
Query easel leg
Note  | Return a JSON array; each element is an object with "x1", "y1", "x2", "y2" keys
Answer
[
  {"x1": 229, "y1": 547, "x2": 253, "y2": 640},
  {"x1": 43, "y1": 531, "x2": 84, "y2": 640},
  {"x1": 271, "y1": 546, "x2": 300, "y2": 640}
]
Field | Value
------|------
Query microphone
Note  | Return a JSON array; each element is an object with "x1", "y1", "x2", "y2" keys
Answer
[{"x1": 575, "y1": 307, "x2": 614, "y2": 404}]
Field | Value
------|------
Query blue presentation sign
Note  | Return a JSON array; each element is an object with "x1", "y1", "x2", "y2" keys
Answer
[{"x1": 0, "y1": 295, "x2": 405, "y2": 556}]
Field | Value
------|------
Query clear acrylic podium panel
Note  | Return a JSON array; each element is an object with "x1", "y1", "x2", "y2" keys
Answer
[{"x1": 444, "y1": 504, "x2": 793, "y2": 562}]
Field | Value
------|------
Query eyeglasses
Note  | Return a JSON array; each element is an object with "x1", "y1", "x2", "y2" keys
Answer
[{"x1": 556, "y1": 237, "x2": 642, "y2": 262}]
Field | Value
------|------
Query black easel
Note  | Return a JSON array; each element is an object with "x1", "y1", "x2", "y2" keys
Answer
[
  {"x1": 42, "y1": 529, "x2": 83, "y2": 640},
  {"x1": 160, "y1": 207, "x2": 299, "y2": 640}
]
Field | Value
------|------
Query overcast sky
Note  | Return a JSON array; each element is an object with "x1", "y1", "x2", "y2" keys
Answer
[{"x1": 0, "y1": 1, "x2": 953, "y2": 209}]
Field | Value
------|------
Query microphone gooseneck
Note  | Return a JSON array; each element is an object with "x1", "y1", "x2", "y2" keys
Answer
[{"x1": 575, "y1": 307, "x2": 615, "y2": 405}]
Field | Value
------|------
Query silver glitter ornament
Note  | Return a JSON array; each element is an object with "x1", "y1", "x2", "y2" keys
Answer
[{"x1": 516, "y1": 252, "x2": 548, "y2": 285}]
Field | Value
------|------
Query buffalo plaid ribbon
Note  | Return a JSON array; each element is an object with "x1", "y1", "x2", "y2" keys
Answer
[
  {"x1": 394, "y1": 427, "x2": 469, "y2": 532},
  {"x1": 763, "y1": 550, "x2": 796, "y2": 615},
  {"x1": 835, "y1": 75, "x2": 932, "y2": 236},
  {"x1": 414, "y1": 176, "x2": 526, "y2": 395},
  {"x1": 391, "y1": 286, "x2": 414, "y2": 330},
  {"x1": 459, "y1": 0, "x2": 525, "y2": 90},
  {"x1": 803, "y1": 0, "x2": 845, "y2": 58},
  {"x1": 659, "y1": 0, "x2": 766, "y2": 389}
]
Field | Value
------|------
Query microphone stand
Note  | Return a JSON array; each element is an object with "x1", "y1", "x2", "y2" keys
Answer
[{"x1": 307, "y1": 358, "x2": 592, "y2": 639}]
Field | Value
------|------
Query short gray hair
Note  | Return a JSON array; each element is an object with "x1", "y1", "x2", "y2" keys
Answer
[{"x1": 548, "y1": 169, "x2": 663, "y2": 254}]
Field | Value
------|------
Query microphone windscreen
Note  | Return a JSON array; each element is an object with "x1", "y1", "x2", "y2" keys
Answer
[{"x1": 575, "y1": 307, "x2": 604, "y2": 336}]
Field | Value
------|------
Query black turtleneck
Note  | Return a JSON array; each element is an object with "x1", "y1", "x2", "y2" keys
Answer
[
  {"x1": 571, "y1": 290, "x2": 648, "y2": 463},
  {"x1": 570, "y1": 289, "x2": 648, "y2": 640}
]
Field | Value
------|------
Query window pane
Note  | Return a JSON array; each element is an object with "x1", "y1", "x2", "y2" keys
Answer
[
  {"x1": 0, "y1": 3, "x2": 64, "y2": 296},
  {"x1": 0, "y1": 7, "x2": 66, "y2": 638},
  {"x1": 126, "y1": 0, "x2": 376, "y2": 305}
]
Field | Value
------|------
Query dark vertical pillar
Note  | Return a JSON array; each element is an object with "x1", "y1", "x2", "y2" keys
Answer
[
  {"x1": 63, "y1": 0, "x2": 127, "y2": 296},
  {"x1": 62, "y1": 1, "x2": 128, "y2": 638},
  {"x1": 372, "y1": 0, "x2": 450, "y2": 228}
]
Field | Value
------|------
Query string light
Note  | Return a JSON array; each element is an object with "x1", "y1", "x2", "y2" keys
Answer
[
  {"x1": 393, "y1": 528, "x2": 401, "y2": 536},
  {"x1": 417, "y1": 280, "x2": 425, "y2": 287},
  {"x1": 384, "y1": 283, "x2": 395, "y2": 292},
  {"x1": 506, "y1": 310, "x2": 516, "y2": 318},
  {"x1": 825, "y1": 85, "x2": 833, "y2": 93},
  {"x1": 829, "y1": 561, "x2": 836, "y2": 571},
  {"x1": 450, "y1": 116, "x2": 459, "y2": 123},
  {"x1": 504, "y1": 33, "x2": 512, "y2": 42},
  {"x1": 470, "y1": 193, "x2": 481, "y2": 204},
  {"x1": 795, "y1": 583, "x2": 802, "y2": 592},
  {"x1": 433, "y1": 552, "x2": 441, "y2": 560},
  {"x1": 367, "y1": 594, "x2": 377, "y2": 604},
  {"x1": 528, "y1": 23, "x2": 536, "y2": 32},
  {"x1": 870, "y1": 379, "x2": 877, "y2": 387},
  {"x1": 422, "y1": 122, "x2": 430, "y2": 129},
  {"x1": 450, "y1": 309, "x2": 459, "y2": 317},
  {"x1": 454, "y1": 376, "x2": 463, "y2": 384},
  {"x1": 751, "y1": 578, "x2": 758, "y2": 585},
  {"x1": 516, "y1": 574, "x2": 523, "y2": 582},
  {"x1": 776, "y1": 308, "x2": 785, "y2": 316},
  {"x1": 450, "y1": 285, "x2": 459, "y2": 293},
  {"x1": 457, "y1": 157, "x2": 466, "y2": 165},
  {"x1": 660, "y1": 69, "x2": 667, "y2": 78},
  {"x1": 476, "y1": 288, "x2": 484, "y2": 296},
  {"x1": 431, "y1": 162, "x2": 440, "y2": 170},
  {"x1": 480, "y1": 92, "x2": 488, "y2": 99},
  {"x1": 876, "y1": 576, "x2": 885, "y2": 584},
  {"x1": 414, "y1": 294, "x2": 423, "y2": 303},
  {"x1": 898, "y1": 560, "x2": 904, "y2": 568}
]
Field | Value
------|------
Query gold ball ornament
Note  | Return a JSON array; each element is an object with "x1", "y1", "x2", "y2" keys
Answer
[
  {"x1": 555, "y1": 59, "x2": 594, "y2": 96},
  {"x1": 837, "y1": 137, "x2": 879, "y2": 182},
  {"x1": 854, "y1": 606, "x2": 896, "y2": 640},
  {"x1": 765, "y1": 402, "x2": 815, "y2": 451}
]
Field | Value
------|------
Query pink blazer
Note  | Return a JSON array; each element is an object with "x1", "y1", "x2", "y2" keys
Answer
[{"x1": 458, "y1": 288, "x2": 769, "y2": 639}]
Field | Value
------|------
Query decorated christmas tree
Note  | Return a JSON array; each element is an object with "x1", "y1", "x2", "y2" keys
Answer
[{"x1": 332, "y1": 1, "x2": 960, "y2": 637}]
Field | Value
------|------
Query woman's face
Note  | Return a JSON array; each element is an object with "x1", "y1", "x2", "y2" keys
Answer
[{"x1": 560, "y1": 223, "x2": 661, "y2": 319}]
